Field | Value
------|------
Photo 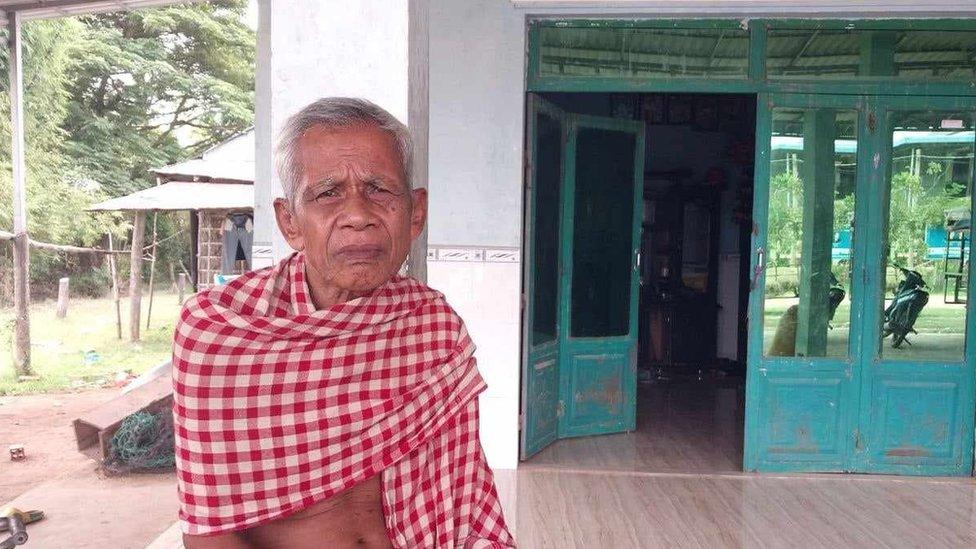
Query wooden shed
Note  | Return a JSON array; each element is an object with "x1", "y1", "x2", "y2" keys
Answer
[{"x1": 90, "y1": 130, "x2": 255, "y2": 293}]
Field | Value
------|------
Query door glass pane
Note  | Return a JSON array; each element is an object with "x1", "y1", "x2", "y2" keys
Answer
[
  {"x1": 531, "y1": 111, "x2": 562, "y2": 346},
  {"x1": 570, "y1": 127, "x2": 636, "y2": 337},
  {"x1": 767, "y1": 28, "x2": 976, "y2": 81},
  {"x1": 538, "y1": 26, "x2": 750, "y2": 79},
  {"x1": 764, "y1": 108, "x2": 858, "y2": 358},
  {"x1": 882, "y1": 111, "x2": 973, "y2": 361}
]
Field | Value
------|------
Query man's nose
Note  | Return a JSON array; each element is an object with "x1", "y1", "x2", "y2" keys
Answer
[{"x1": 337, "y1": 190, "x2": 377, "y2": 230}]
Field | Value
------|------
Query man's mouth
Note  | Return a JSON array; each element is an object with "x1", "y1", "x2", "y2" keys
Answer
[{"x1": 335, "y1": 244, "x2": 385, "y2": 262}]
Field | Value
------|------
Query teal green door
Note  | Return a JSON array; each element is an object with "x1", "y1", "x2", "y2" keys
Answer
[
  {"x1": 521, "y1": 95, "x2": 645, "y2": 457},
  {"x1": 521, "y1": 96, "x2": 566, "y2": 457},
  {"x1": 745, "y1": 93, "x2": 975, "y2": 475}
]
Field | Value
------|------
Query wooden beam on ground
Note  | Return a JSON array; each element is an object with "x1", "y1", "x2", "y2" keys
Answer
[
  {"x1": 7, "y1": 10, "x2": 31, "y2": 376},
  {"x1": 129, "y1": 211, "x2": 146, "y2": 342}
]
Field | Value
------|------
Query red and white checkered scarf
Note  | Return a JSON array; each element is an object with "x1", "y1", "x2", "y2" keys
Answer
[{"x1": 172, "y1": 252, "x2": 514, "y2": 547}]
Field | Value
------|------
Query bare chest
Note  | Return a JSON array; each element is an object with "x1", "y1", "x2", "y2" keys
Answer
[{"x1": 241, "y1": 474, "x2": 392, "y2": 549}]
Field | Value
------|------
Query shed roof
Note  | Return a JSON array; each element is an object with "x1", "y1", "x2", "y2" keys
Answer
[
  {"x1": 152, "y1": 130, "x2": 254, "y2": 183},
  {"x1": 88, "y1": 181, "x2": 253, "y2": 212}
]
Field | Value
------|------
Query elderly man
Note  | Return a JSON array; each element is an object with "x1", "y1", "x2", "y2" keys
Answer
[{"x1": 174, "y1": 98, "x2": 514, "y2": 548}]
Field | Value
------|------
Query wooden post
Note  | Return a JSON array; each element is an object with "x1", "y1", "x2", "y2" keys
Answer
[
  {"x1": 108, "y1": 233, "x2": 122, "y2": 340},
  {"x1": 8, "y1": 10, "x2": 31, "y2": 376},
  {"x1": 129, "y1": 211, "x2": 146, "y2": 342},
  {"x1": 146, "y1": 212, "x2": 158, "y2": 331},
  {"x1": 56, "y1": 278, "x2": 70, "y2": 318},
  {"x1": 177, "y1": 273, "x2": 187, "y2": 304}
]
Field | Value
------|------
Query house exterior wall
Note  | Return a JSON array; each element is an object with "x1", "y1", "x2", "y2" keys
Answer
[{"x1": 255, "y1": 1, "x2": 976, "y2": 473}]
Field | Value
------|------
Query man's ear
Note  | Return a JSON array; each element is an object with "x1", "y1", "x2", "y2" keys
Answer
[
  {"x1": 273, "y1": 198, "x2": 305, "y2": 251},
  {"x1": 409, "y1": 188, "x2": 428, "y2": 241}
]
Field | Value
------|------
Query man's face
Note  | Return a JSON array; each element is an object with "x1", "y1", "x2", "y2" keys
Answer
[{"x1": 274, "y1": 124, "x2": 426, "y2": 304}]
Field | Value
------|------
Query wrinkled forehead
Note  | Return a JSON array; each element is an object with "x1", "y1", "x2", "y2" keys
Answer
[{"x1": 295, "y1": 123, "x2": 407, "y2": 186}]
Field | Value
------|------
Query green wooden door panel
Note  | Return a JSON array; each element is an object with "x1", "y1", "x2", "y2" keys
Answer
[
  {"x1": 745, "y1": 93, "x2": 865, "y2": 472},
  {"x1": 853, "y1": 98, "x2": 976, "y2": 475},
  {"x1": 521, "y1": 94, "x2": 568, "y2": 459},
  {"x1": 750, "y1": 371, "x2": 850, "y2": 470},
  {"x1": 747, "y1": 92, "x2": 976, "y2": 476},
  {"x1": 557, "y1": 113, "x2": 644, "y2": 439}
]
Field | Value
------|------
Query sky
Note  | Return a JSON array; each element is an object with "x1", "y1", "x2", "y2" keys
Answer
[{"x1": 245, "y1": 0, "x2": 258, "y2": 30}]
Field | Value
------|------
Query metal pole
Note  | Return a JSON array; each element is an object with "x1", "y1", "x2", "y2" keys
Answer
[{"x1": 8, "y1": 10, "x2": 31, "y2": 376}]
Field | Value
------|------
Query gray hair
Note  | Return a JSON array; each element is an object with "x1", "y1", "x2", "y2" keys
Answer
[{"x1": 275, "y1": 97, "x2": 413, "y2": 206}]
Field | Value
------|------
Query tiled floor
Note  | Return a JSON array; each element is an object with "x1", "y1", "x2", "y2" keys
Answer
[
  {"x1": 525, "y1": 382, "x2": 745, "y2": 474},
  {"x1": 148, "y1": 381, "x2": 976, "y2": 548}
]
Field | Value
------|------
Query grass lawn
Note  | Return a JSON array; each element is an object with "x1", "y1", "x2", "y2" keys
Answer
[
  {"x1": 764, "y1": 297, "x2": 967, "y2": 335},
  {"x1": 763, "y1": 297, "x2": 968, "y2": 361},
  {"x1": 0, "y1": 291, "x2": 182, "y2": 395}
]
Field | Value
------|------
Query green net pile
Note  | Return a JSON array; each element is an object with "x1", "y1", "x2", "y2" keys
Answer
[{"x1": 103, "y1": 409, "x2": 175, "y2": 474}]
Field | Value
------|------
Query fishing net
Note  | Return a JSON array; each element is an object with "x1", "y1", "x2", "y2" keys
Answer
[{"x1": 102, "y1": 409, "x2": 175, "y2": 474}]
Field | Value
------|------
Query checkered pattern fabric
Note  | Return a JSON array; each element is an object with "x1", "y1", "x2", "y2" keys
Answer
[{"x1": 173, "y1": 252, "x2": 514, "y2": 547}]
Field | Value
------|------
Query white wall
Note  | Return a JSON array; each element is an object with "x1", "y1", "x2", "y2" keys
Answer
[
  {"x1": 254, "y1": 0, "x2": 526, "y2": 470},
  {"x1": 255, "y1": 0, "x2": 976, "y2": 474},
  {"x1": 253, "y1": 0, "x2": 411, "y2": 268},
  {"x1": 426, "y1": 0, "x2": 526, "y2": 469}
]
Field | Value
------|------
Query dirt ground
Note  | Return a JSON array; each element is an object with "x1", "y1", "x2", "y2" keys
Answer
[
  {"x1": 0, "y1": 388, "x2": 119, "y2": 500},
  {"x1": 0, "y1": 388, "x2": 180, "y2": 548}
]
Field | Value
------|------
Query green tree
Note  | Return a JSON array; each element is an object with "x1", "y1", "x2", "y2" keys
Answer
[
  {"x1": 0, "y1": 18, "x2": 120, "y2": 301},
  {"x1": 1, "y1": 2, "x2": 255, "y2": 303},
  {"x1": 65, "y1": 0, "x2": 254, "y2": 197}
]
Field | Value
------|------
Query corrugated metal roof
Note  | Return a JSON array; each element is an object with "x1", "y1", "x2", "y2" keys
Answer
[
  {"x1": 88, "y1": 181, "x2": 253, "y2": 212},
  {"x1": 153, "y1": 130, "x2": 254, "y2": 183},
  {"x1": 515, "y1": 1, "x2": 976, "y2": 15},
  {"x1": 540, "y1": 25, "x2": 976, "y2": 79}
]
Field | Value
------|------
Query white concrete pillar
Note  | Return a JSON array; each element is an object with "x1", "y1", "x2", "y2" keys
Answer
[{"x1": 253, "y1": 0, "x2": 428, "y2": 276}]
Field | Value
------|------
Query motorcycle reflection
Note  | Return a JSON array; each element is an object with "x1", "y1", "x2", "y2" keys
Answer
[
  {"x1": 827, "y1": 272, "x2": 845, "y2": 328},
  {"x1": 882, "y1": 266, "x2": 929, "y2": 348}
]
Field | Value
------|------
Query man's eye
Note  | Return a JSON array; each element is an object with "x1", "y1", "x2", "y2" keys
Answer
[
  {"x1": 315, "y1": 189, "x2": 339, "y2": 200},
  {"x1": 367, "y1": 183, "x2": 390, "y2": 194}
]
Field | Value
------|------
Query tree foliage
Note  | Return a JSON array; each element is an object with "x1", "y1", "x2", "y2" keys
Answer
[
  {"x1": 0, "y1": 2, "x2": 254, "y2": 302},
  {"x1": 65, "y1": 0, "x2": 254, "y2": 197}
]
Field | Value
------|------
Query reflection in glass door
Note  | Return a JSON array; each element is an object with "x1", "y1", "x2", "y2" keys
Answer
[
  {"x1": 746, "y1": 95, "x2": 864, "y2": 473},
  {"x1": 763, "y1": 108, "x2": 858, "y2": 359},
  {"x1": 856, "y1": 104, "x2": 975, "y2": 475},
  {"x1": 880, "y1": 111, "x2": 972, "y2": 360},
  {"x1": 746, "y1": 94, "x2": 976, "y2": 476}
]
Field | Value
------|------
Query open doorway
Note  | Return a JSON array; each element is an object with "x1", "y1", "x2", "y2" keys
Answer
[{"x1": 520, "y1": 92, "x2": 756, "y2": 473}]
